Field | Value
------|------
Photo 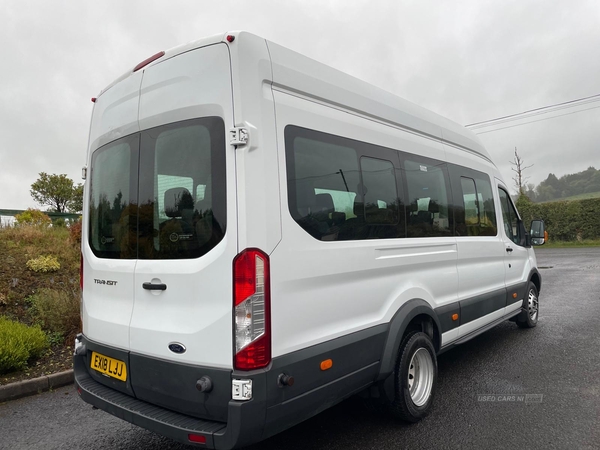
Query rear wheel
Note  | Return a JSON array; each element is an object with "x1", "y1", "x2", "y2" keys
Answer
[
  {"x1": 389, "y1": 332, "x2": 437, "y2": 422},
  {"x1": 517, "y1": 282, "x2": 539, "y2": 328}
]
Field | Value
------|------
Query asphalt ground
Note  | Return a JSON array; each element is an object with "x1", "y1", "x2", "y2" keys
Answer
[{"x1": 1, "y1": 247, "x2": 599, "y2": 450}]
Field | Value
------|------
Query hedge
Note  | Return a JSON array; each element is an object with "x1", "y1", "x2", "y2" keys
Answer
[{"x1": 516, "y1": 196, "x2": 600, "y2": 241}]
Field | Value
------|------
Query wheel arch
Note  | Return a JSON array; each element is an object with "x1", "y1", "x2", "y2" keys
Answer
[
  {"x1": 529, "y1": 268, "x2": 542, "y2": 293},
  {"x1": 378, "y1": 299, "x2": 441, "y2": 381}
]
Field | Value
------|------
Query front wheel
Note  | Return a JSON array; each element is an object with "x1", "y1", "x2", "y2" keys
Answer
[
  {"x1": 389, "y1": 332, "x2": 437, "y2": 422},
  {"x1": 517, "y1": 282, "x2": 539, "y2": 328}
]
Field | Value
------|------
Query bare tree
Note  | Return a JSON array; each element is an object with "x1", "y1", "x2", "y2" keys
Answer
[{"x1": 510, "y1": 147, "x2": 533, "y2": 196}]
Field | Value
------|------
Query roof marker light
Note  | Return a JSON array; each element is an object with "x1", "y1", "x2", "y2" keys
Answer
[
  {"x1": 226, "y1": 35, "x2": 235, "y2": 43},
  {"x1": 133, "y1": 51, "x2": 165, "y2": 72},
  {"x1": 91, "y1": 98, "x2": 96, "y2": 103}
]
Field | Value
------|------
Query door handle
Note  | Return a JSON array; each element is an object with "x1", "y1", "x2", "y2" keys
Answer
[
  {"x1": 143, "y1": 282, "x2": 167, "y2": 291},
  {"x1": 506, "y1": 246, "x2": 513, "y2": 253}
]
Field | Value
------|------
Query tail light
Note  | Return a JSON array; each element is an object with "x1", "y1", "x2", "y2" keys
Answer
[{"x1": 233, "y1": 249, "x2": 271, "y2": 370}]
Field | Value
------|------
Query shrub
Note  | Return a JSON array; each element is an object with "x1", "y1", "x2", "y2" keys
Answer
[
  {"x1": 15, "y1": 209, "x2": 51, "y2": 227},
  {"x1": 26, "y1": 255, "x2": 61, "y2": 273},
  {"x1": 69, "y1": 221, "x2": 82, "y2": 246},
  {"x1": 0, "y1": 316, "x2": 49, "y2": 374},
  {"x1": 28, "y1": 288, "x2": 80, "y2": 343}
]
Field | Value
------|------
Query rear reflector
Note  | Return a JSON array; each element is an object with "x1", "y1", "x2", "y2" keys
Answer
[
  {"x1": 80, "y1": 253, "x2": 83, "y2": 290},
  {"x1": 233, "y1": 249, "x2": 271, "y2": 370},
  {"x1": 133, "y1": 51, "x2": 165, "y2": 72},
  {"x1": 188, "y1": 434, "x2": 206, "y2": 444}
]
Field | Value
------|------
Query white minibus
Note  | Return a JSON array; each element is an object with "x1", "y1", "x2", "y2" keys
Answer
[{"x1": 74, "y1": 31, "x2": 545, "y2": 449}]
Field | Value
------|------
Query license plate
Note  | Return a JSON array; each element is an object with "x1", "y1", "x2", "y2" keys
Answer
[{"x1": 90, "y1": 351, "x2": 127, "y2": 381}]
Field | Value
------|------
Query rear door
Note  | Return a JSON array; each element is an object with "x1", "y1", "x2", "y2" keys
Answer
[
  {"x1": 129, "y1": 44, "x2": 237, "y2": 369},
  {"x1": 84, "y1": 72, "x2": 143, "y2": 350}
]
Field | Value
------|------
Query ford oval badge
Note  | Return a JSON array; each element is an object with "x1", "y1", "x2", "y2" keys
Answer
[{"x1": 168, "y1": 342, "x2": 186, "y2": 354}]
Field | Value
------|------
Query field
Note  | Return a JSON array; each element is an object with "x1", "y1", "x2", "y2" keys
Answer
[{"x1": 539, "y1": 191, "x2": 600, "y2": 203}]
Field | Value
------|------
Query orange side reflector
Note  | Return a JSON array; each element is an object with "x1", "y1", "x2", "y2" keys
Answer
[
  {"x1": 451, "y1": 313, "x2": 459, "y2": 321},
  {"x1": 320, "y1": 359, "x2": 333, "y2": 371},
  {"x1": 513, "y1": 292, "x2": 518, "y2": 299}
]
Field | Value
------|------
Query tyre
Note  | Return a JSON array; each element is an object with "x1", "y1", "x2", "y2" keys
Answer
[
  {"x1": 389, "y1": 331, "x2": 437, "y2": 422},
  {"x1": 517, "y1": 282, "x2": 539, "y2": 328}
]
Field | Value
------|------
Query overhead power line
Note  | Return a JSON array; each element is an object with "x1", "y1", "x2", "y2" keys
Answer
[
  {"x1": 473, "y1": 104, "x2": 600, "y2": 135},
  {"x1": 464, "y1": 93, "x2": 600, "y2": 130}
]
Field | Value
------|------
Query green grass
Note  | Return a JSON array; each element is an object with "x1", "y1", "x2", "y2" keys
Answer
[
  {"x1": 539, "y1": 239, "x2": 600, "y2": 248},
  {"x1": 539, "y1": 191, "x2": 600, "y2": 203}
]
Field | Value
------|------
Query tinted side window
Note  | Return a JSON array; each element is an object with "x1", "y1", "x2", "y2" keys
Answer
[
  {"x1": 360, "y1": 157, "x2": 399, "y2": 225},
  {"x1": 403, "y1": 159, "x2": 452, "y2": 237},
  {"x1": 89, "y1": 135, "x2": 139, "y2": 259},
  {"x1": 474, "y1": 176, "x2": 497, "y2": 236},
  {"x1": 460, "y1": 177, "x2": 479, "y2": 235},
  {"x1": 457, "y1": 175, "x2": 497, "y2": 237},
  {"x1": 285, "y1": 126, "x2": 405, "y2": 241}
]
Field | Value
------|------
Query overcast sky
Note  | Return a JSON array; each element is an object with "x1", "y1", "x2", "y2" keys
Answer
[{"x1": 1, "y1": 0, "x2": 599, "y2": 210}]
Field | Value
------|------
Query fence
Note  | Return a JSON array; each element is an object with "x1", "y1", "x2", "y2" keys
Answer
[{"x1": 0, "y1": 209, "x2": 80, "y2": 226}]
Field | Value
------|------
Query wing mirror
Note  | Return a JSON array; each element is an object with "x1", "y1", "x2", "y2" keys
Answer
[{"x1": 530, "y1": 219, "x2": 547, "y2": 246}]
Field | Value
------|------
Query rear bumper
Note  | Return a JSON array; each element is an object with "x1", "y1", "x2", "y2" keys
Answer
[
  {"x1": 73, "y1": 339, "x2": 266, "y2": 450},
  {"x1": 74, "y1": 326, "x2": 385, "y2": 449}
]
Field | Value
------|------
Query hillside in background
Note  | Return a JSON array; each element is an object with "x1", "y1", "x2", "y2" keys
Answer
[{"x1": 525, "y1": 166, "x2": 600, "y2": 202}]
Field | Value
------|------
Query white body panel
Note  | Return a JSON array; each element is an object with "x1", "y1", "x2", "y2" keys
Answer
[
  {"x1": 269, "y1": 89, "x2": 460, "y2": 357},
  {"x1": 82, "y1": 31, "x2": 536, "y2": 372},
  {"x1": 82, "y1": 69, "x2": 143, "y2": 349}
]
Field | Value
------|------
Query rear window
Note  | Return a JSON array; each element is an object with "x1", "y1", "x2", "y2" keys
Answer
[{"x1": 89, "y1": 117, "x2": 226, "y2": 259}]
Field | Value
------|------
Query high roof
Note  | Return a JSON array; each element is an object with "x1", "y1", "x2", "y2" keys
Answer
[
  {"x1": 264, "y1": 36, "x2": 492, "y2": 162},
  {"x1": 98, "y1": 31, "x2": 492, "y2": 163}
]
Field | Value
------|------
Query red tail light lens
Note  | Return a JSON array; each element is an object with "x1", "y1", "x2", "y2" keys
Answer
[{"x1": 233, "y1": 249, "x2": 271, "y2": 370}]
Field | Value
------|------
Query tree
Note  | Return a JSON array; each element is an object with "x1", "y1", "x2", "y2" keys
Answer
[
  {"x1": 524, "y1": 183, "x2": 537, "y2": 202},
  {"x1": 510, "y1": 147, "x2": 533, "y2": 196},
  {"x1": 68, "y1": 183, "x2": 84, "y2": 214},
  {"x1": 30, "y1": 173, "x2": 79, "y2": 213}
]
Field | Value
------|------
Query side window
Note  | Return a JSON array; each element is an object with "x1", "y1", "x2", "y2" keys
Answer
[
  {"x1": 286, "y1": 128, "x2": 361, "y2": 241},
  {"x1": 474, "y1": 176, "x2": 497, "y2": 236},
  {"x1": 360, "y1": 157, "x2": 399, "y2": 225},
  {"x1": 461, "y1": 177, "x2": 479, "y2": 235},
  {"x1": 285, "y1": 126, "x2": 405, "y2": 241},
  {"x1": 404, "y1": 159, "x2": 452, "y2": 237},
  {"x1": 458, "y1": 175, "x2": 498, "y2": 237},
  {"x1": 498, "y1": 188, "x2": 520, "y2": 245}
]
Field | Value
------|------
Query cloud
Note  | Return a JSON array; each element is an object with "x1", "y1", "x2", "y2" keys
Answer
[{"x1": 1, "y1": 0, "x2": 599, "y2": 210}]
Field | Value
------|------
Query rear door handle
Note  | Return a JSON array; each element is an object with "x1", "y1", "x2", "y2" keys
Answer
[
  {"x1": 506, "y1": 246, "x2": 513, "y2": 253},
  {"x1": 143, "y1": 282, "x2": 167, "y2": 291}
]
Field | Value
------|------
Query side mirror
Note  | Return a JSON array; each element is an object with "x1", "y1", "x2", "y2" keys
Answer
[{"x1": 530, "y1": 219, "x2": 546, "y2": 246}]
